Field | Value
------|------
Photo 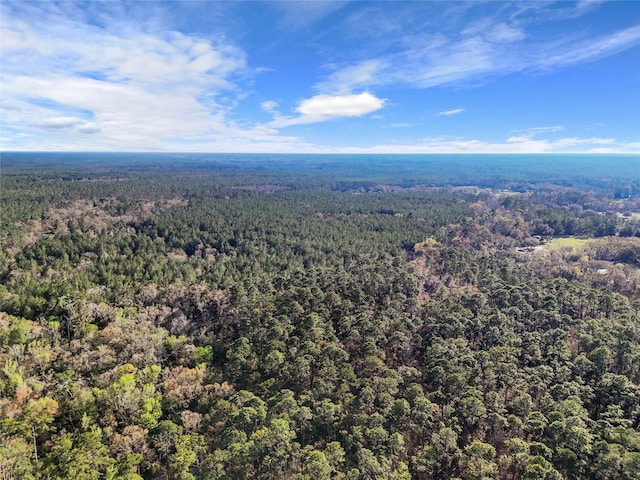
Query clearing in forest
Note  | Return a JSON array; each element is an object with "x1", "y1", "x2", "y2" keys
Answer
[{"x1": 543, "y1": 237, "x2": 592, "y2": 252}]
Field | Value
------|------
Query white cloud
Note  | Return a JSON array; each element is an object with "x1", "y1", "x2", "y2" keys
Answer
[
  {"x1": 573, "y1": 0, "x2": 607, "y2": 16},
  {"x1": 534, "y1": 25, "x2": 640, "y2": 69},
  {"x1": 553, "y1": 137, "x2": 615, "y2": 147},
  {"x1": 76, "y1": 122, "x2": 101, "y2": 134},
  {"x1": 515, "y1": 125, "x2": 565, "y2": 135},
  {"x1": 317, "y1": 60, "x2": 386, "y2": 94},
  {"x1": 0, "y1": 3, "x2": 304, "y2": 151},
  {"x1": 4, "y1": 75, "x2": 221, "y2": 146},
  {"x1": 269, "y1": 92, "x2": 385, "y2": 127},
  {"x1": 261, "y1": 100, "x2": 279, "y2": 113},
  {"x1": 485, "y1": 23, "x2": 526, "y2": 43},
  {"x1": 387, "y1": 122, "x2": 414, "y2": 128},
  {"x1": 315, "y1": 18, "x2": 640, "y2": 93},
  {"x1": 32, "y1": 116, "x2": 101, "y2": 134},
  {"x1": 514, "y1": 0, "x2": 606, "y2": 21},
  {"x1": 505, "y1": 135, "x2": 615, "y2": 151},
  {"x1": 35, "y1": 117, "x2": 86, "y2": 129},
  {"x1": 500, "y1": 129, "x2": 624, "y2": 153},
  {"x1": 506, "y1": 135, "x2": 531, "y2": 144},
  {"x1": 437, "y1": 108, "x2": 464, "y2": 116},
  {"x1": 298, "y1": 92, "x2": 384, "y2": 117},
  {"x1": 323, "y1": 134, "x2": 632, "y2": 154},
  {"x1": 323, "y1": 36, "x2": 497, "y2": 92}
]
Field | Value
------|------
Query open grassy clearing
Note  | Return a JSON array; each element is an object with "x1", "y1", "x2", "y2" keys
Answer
[{"x1": 543, "y1": 237, "x2": 593, "y2": 251}]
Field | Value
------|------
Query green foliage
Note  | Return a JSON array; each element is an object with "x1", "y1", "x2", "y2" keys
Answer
[
  {"x1": 193, "y1": 345, "x2": 213, "y2": 364},
  {"x1": 2, "y1": 156, "x2": 640, "y2": 479},
  {"x1": 106, "y1": 453, "x2": 144, "y2": 480},
  {"x1": 1, "y1": 359, "x2": 24, "y2": 396},
  {"x1": 43, "y1": 428, "x2": 114, "y2": 480},
  {"x1": 140, "y1": 394, "x2": 163, "y2": 430},
  {"x1": 0, "y1": 437, "x2": 37, "y2": 480}
]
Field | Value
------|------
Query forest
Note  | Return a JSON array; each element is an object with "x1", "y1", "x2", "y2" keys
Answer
[{"x1": 1, "y1": 152, "x2": 639, "y2": 480}]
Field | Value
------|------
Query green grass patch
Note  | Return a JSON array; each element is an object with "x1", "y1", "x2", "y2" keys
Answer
[{"x1": 544, "y1": 237, "x2": 592, "y2": 251}]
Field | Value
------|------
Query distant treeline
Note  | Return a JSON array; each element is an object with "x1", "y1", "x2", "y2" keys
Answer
[{"x1": 3, "y1": 152, "x2": 640, "y2": 196}]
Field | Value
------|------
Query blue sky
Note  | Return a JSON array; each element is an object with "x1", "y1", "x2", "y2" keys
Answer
[{"x1": 1, "y1": 0, "x2": 639, "y2": 153}]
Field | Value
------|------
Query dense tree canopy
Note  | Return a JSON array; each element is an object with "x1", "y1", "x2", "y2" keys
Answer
[{"x1": 1, "y1": 154, "x2": 639, "y2": 479}]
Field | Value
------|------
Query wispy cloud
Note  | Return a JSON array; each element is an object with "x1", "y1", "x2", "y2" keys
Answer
[
  {"x1": 502, "y1": 127, "x2": 621, "y2": 152},
  {"x1": 510, "y1": 0, "x2": 607, "y2": 23},
  {"x1": 272, "y1": 1, "x2": 348, "y2": 30},
  {"x1": 316, "y1": 7, "x2": 640, "y2": 93},
  {"x1": 317, "y1": 60, "x2": 386, "y2": 94},
  {"x1": 0, "y1": 2, "x2": 301, "y2": 151},
  {"x1": 329, "y1": 135, "x2": 630, "y2": 155},
  {"x1": 485, "y1": 23, "x2": 526, "y2": 43},
  {"x1": 533, "y1": 25, "x2": 640, "y2": 69},
  {"x1": 32, "y1": 116, "x2": 101, "y2": 134},
  {"x1": 34, "y1": 117, "x2": 88, "y2": 129},
  {"x1": 386, "y1": 122, "x2": 415, "y2": 128},
  {"x1": 506, "y1": 135, "x2": 615, "y2": 148},
  {"x1": 575, "y1": 0, "x2": 607, "y2": 15},
  {"x1": 437, "y1": 108, "x2": 465, "y2": 116},
  {"x1": 514, "y1": 125, "x2": 565, "y2": 135},
  {"x1": 261, "y1": 100, "x2": 279, "y2": 113}
]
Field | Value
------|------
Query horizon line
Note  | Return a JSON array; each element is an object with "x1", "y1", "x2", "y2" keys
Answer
[{"x1": 3, "y1": 150, "x2": 639, "y2": 155}]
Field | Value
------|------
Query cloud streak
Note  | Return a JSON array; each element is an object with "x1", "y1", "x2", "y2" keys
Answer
[
  {"x1": 533, "y1": 25, "x2": 640, "y2": 69},
  {"x1": 330, "y1": 135, "x2": 632, "y2": 155},
  {"x1": 437, "y1": 108, "x2": 465, "y2": 116},
  {"x1": 317, "y1": 8, "x2": 640, "y2": 93},
  {"x1": 514, "y1": 125, "x2": 566, "y2": 136}
]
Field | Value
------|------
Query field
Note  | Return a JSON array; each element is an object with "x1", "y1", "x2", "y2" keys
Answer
[{"x1": 543, "y1": 237, "x2": 593, "y2": 251}]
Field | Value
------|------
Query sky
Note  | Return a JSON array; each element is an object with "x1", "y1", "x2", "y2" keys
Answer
[{"x1": 1, "y1": 0, "x2": 640, "y2": 153}]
